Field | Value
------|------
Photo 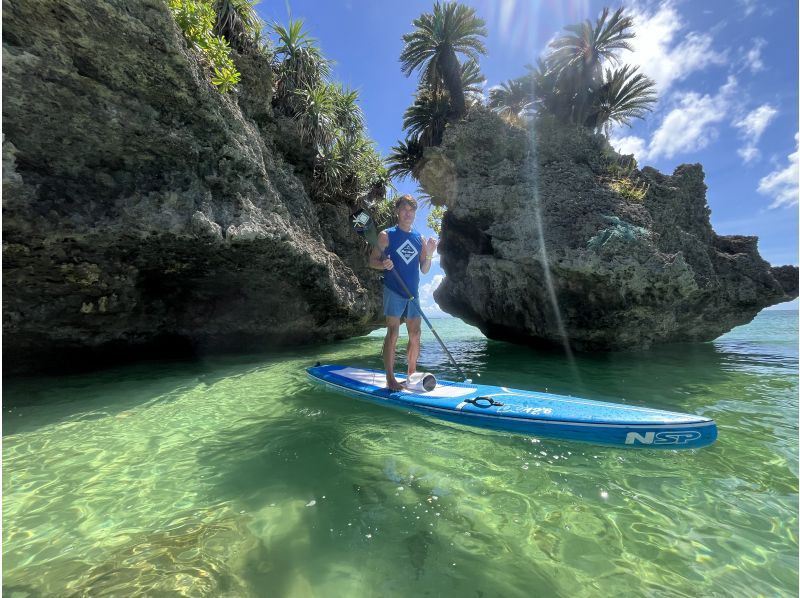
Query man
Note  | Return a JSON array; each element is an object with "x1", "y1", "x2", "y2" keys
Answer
[{"x1": 369, "y1": 195, "x2": 437, "y2": 391}]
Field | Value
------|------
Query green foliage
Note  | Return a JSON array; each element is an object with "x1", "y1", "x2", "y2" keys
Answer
[
  {"x1": 293, "y1": 83, "x2": 384, "y2": 201},
  {"x1": 607, "y1": 176, "x2": 649, "y2": 202},
  {"x1": 603, "y1": 157, "x2": 650, "y2": 202},
  {"x1": 169, "y1": 2, "x2": 383, "y2": 201},
  {"x1": 427, "y1": 204, "x2": 446, "y2": 234},
  {"x1": 169, "y1": 0, "x2": 241, "y2": 92}
]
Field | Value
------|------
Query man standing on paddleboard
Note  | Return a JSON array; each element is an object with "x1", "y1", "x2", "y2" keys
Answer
[{"x1": 369, "y1": 195, "x2": 437, "y2": 391}]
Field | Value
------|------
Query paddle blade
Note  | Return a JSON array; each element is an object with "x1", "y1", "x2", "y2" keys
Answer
[{"x1": 351, "y1": 209, "x2": 379, "y2": 247}]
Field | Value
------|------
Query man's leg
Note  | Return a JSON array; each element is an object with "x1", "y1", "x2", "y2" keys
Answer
[
  {"x1": 384, "y1": 317, "x2": 403, "y2": 390},
  {"x1": 406, "y1": 317, "x2": 422, "y2": 376}
]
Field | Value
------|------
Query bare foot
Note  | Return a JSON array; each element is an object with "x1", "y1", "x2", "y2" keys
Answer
[{"x1": 386, "y1": 377, "x2": 405, "y2": 391}]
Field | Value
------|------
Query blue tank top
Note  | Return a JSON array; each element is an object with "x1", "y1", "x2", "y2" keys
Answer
[{"x1": 384, "y1": 226, "x2": 422, "y2": 298}]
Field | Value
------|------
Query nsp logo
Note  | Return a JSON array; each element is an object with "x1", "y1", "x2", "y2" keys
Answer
[{"x1": 625, "y1": 431, "x2": 702, "y2": 445}]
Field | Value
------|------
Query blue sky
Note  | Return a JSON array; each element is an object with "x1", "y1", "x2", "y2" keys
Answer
[{"x1": 256, "y1": 0, "x2": 799, "y2": 314}]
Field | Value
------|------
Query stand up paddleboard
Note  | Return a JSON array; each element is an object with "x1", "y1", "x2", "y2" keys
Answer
[{"x1": 307, "y1": 364, "x2": 717, "y2": 449}]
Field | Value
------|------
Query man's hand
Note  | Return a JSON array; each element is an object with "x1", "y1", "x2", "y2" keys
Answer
[
  {"x1": 382, "y1": 257, "x2": 394, "y2": 270},
  {"x1": 424, "y1": 237, "x2": 437, "y2": 255}
]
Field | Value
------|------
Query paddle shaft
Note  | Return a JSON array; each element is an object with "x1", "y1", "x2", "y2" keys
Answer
[{"x1": 380, "y1": 249, "x2": 469, "y2": 382}]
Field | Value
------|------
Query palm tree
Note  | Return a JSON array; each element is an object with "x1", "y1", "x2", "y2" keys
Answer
[
  {"x1": 488, "y1": 79, "x2": 534, "y2": 125},
  {"x1": 547, "y1": 7, "x2": 634, "y2": 82},
  {"x1": 460, "y1": 58, "x2": 486, "y2": 102},
  {"x1": 524, "y1": 60, "x2": 561, "y2": 118},
  {"x1": 587, "y1": 65, "x2": 656, "y2": 135},
  {"x1": 272, "y1": 18, "x2": 332, "y2": 114},
  {"x1": 403, "y1": 89, "x2": 451, "y2": 147},
  {"x1": 386, "y1": 137, "x2": 425, "y2": 181},
  {"x1": 212, "y1": 0, "x2": 262, "y2": 54},
  {"x1": 400, "y1": 2, "x2": 487, "y2": 119},
  {"x1": 546, "y1": 7, "x2": 635, "y2": 124}
]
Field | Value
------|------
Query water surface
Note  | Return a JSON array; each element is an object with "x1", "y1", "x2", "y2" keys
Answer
[{"x1": 4, "y1": 311, "x2": 797, "y2": 596}]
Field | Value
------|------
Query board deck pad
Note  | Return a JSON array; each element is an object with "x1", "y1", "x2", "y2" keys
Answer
[{"x1": 306, "y1": 364, "x2": 717, "y2": 449}]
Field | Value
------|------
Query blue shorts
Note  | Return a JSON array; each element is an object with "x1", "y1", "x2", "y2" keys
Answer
[{"x1": 383, "y1": 286, "x2": 422, "y2": 319}]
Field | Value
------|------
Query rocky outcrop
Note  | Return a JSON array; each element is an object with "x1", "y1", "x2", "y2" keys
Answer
[
  {"x1": 3, "y1": 0, "x2": 381, "y2": 374},
  {"x1": 429, "y1": 110, "x2": 797, "y2": 351}
]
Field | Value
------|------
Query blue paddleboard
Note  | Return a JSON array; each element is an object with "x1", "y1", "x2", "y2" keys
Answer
[{"x1": 306, "y1": 364, "x2": 717, "y2": 449}]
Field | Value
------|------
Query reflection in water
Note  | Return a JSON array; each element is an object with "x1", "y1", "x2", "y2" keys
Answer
[{"x1": 3, "y1": 312, "x2": 797, "y2": 597}]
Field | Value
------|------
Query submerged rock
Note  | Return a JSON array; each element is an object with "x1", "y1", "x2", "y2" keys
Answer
[
  {"x1": 2, "y1": 0, "x2": 381, "y2": 374},
  {"x1": 430, "y1": 110, "x2": 797, "y2": 350}
]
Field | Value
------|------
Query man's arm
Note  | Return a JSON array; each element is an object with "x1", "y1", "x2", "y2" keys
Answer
[
  {"x1": 420, "y1": 236, "x2": 436, "y2": 274},
  {"x1": 369, "y1": 230, "x2": 392, "y2": 270}
]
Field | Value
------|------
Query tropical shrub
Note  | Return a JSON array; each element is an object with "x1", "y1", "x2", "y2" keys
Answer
[
  {"x1": 427, "y1": 204, "x2": 446, "y2": 234},
  {"x1": 266, "y1": 19, "x2": 386, "y2": 202},
  {"x1": 168, "y1": 0, "x2": 241, "y2": 92},
  {"x1": 603, "y1": 157, "x2": 650, "y2": 202},
  {"x1": 272, "y1": 18, "x2": 332, "y2": 116}
]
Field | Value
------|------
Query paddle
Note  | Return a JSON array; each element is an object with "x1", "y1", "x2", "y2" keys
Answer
[{"x1": 351, "y1": 208, "x2": 471, "y2": 383}]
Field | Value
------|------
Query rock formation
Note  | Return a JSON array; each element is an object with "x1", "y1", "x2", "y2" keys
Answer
[
  {"x1": 429, "y1": 109, "x2": 797, "y2": 351},
  {"x1": 3, "y1": 0, "x2": 382, "y2": 374}
]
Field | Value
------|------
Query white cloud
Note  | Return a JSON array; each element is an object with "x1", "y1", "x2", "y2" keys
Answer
[
  {"x1": 737, "y1": 146, "x2": 760, "y2": 163},
  {"x1": 733, "y1": 104, "x2": 778, "y2": 162},
  {"x1": 418, "y1": 274, "x2": 449, "y2": 318},
  {"x1": 743, "y1": 38, "x2": 766, "y2": 72},
  {"x1": 734, "y1": 104, "x2": 777, "y2": 138},
  {"x1": 610, "y1": 135, "x2": 650, "y2": 161},
  {"x1": 625, "y1": 2, "x2": 727, "y2": 96},
  {"x1": 647, "y1": 77, "x2": 737, "y2": 159},
  {"x1": 758, "y1": 134, "x2": 799, "y2": 208},
  {"x1": 738, "y1": 0, "x2": 758, "y2": 16}
]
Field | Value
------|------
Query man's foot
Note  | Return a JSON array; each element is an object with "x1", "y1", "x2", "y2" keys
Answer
[{"x1": 386, "y1": 376, "x2": 405, "y2": 391}]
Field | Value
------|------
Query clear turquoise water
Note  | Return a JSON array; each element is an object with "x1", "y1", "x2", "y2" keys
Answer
[{"x1": 3, "y1": 311, "x2": 797, "y2": 596}]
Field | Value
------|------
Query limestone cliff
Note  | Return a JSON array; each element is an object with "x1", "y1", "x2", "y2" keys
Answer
[
  {"x1": 3, "y1": 0, "x2": 382, "y2": 374},
  {"x1": 428, "y1": 110, "x2": 797, "y2": 351}
]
